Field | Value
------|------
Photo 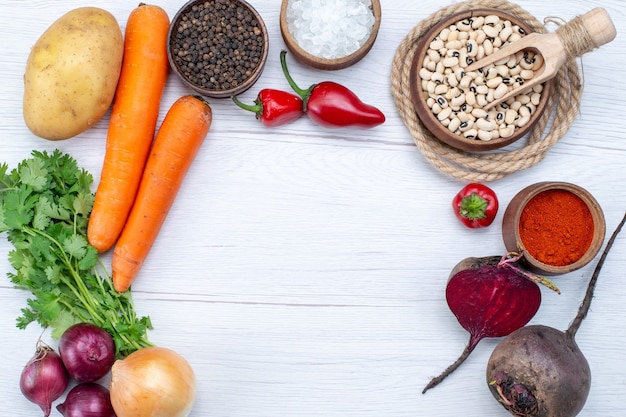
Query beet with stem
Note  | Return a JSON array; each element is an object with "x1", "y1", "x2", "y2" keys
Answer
[
  {"x1": 486, "y1": 212, "x2": 626, "y2": 417},
  {"x1": 423, "y1": 253, "x2": 559, "y2": 393}
]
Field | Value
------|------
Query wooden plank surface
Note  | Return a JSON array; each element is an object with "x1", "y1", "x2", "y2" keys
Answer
[{"x1": 1, "y1": 0, "x2": 625, "y2": 416}]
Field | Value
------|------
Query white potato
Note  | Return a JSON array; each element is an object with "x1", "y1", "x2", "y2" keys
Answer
[{"x1": 23, "y1": 7, "x2": 123, "y2": 140}]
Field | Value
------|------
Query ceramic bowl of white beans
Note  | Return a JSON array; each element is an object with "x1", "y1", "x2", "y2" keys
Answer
[{"x1": 409, "y1": 9, "x2": 552, "y2": 152}]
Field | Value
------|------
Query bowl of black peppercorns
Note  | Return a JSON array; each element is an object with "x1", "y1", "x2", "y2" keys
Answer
[{"x1": 167, "y1": 0, "x2": 269, "y2": 99}]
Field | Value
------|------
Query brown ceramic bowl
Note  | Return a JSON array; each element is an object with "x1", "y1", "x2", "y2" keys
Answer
[
  {"x1": 409, "y1": 9, "x2": 552, "y2": 152},
  {"x1": 279, "y1": 0, "x2": 381, "y2": 70},
  {"x1": 167, "y1": 0, "x2": 269, "y2": 98},
  {"x1": 502, "y1": 182, "x2": 606, "y2": 275}
]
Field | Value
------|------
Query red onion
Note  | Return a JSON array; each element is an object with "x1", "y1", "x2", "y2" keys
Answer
[
  {"x1": 57, "y1": 383, "x2": 117, "y2": 417},
  {"x1": 20, "y1": 341, "x2": 70, "y2": 417},
  {"x1": 59, "y1": 323, "x2": 116, "y2": 382}
]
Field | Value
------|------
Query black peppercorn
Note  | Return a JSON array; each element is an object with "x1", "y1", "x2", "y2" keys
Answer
[{"x1": 170, "y1": 0, "x2": 266, "y2": 92}]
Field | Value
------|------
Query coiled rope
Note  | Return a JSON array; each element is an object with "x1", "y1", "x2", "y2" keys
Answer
[{"x1": 390, "y1": 0, "x2": 582, "y2": 182}]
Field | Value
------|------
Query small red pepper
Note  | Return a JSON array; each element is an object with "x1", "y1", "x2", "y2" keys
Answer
[
  {"x1": 452, "y1": 183, "x2": 499, "y2": 228},
  {"x1": 279, "y1": 50, "x2": 385, "y2": 129},
  {"x1": 232, "y1": 89, "x2": 304, "y2": 127}
]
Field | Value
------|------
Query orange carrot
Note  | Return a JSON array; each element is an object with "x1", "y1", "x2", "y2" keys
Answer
[
  {"x1": 112, "y1": 95, "x2": 213, "y2": 292},
  {"x1": 88, "y1": 3, "x2": 170, "y2": 253}
]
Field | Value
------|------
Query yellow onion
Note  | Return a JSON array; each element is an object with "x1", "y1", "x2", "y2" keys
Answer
[{"x1": 110, "y1": 346, "x2": 196, "y2": 417}]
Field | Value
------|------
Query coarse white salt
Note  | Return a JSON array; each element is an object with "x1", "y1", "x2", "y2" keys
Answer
[{"x1": 286, "y1": 0, "x2": 375, "y2": 59}]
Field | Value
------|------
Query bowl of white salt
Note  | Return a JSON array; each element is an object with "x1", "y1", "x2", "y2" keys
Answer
[{"x1": 279, "y1": 0, "x2": 381, "y2": 70}]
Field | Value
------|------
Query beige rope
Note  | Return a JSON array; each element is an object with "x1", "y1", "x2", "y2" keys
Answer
[{"x1": 390, "y1": 0, "x2": 582, "y2": 182}]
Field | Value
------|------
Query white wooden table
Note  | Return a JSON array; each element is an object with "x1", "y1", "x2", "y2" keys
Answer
[{"x1": 1, "y1": 0, "x2": 625, "y2": 416}]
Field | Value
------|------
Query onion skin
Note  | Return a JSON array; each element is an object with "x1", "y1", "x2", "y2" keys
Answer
[
  {"x1": 110, "y1": 346, "x2": 196, "y2": 417},
  {"x1": 20, "y1": 343, "x2": 70, "y2": 417},
  {"x1": 59, "y1": 323, "x2": 116, "y2": 383},
  {"x1": 57, "y1": 382, "x2": 117, "y2": 417}
]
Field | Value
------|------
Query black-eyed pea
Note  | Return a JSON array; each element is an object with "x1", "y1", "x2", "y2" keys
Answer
[
  {"x1": 457, "y1": 111, "x2": 470, "y2": 123},
  {"x1": 496, "y1": 64, "x2": 509, "y2": 77},
  {"x1": 476, "y1": 85, "x2": 489, "y2": 95},
  {"x1": 517, "y1": 94, "x2": 531, "y2": 105},
  {"x1": 499, "y1": 125, "x2": 516, "y2": 138},
  {"x1": 440, "y1": 117, "x2": 451, "y2": 127},
  {"x1": 471, "y1": 108, "x2": 487, "y2": 119},
  {"x1": 437, "y1": 107, "x2": 453, "y2": 121},
  {"x1": 520, "y1": 69, "x2": 534, "y2": 80},
  {"x1": 463, "y1": 128, "x2": 478, "y2": 139},
  {"x1": 442, "y1": 56, "x2": 459, "y2": 68},
  {"x1": 471, "y1": 16, "x2": 485, "y2": 29},
  {"x1": 509, "y1": 33, "x2": 522, "y2": 43},
  {"x1": 440, "y1": 27, "x2": 451, "y2": 41},
  {"x1": 485, "y1": 15, "x2": 500, "y2": 26},
  {"x1": 499, "y1": 25, "x2": 513, "y2": 42},
  {"x1": 486, "y1": 76, "x2": 503, "y2": 88},
  {"x1": 427, "y1": 49, "x2": 441, "y2": 63},
  {"x1": 476, "y1": 117, "x2": 496, "y2": 131},
  {"x1": 519, "y1": 105, "x2": 531, "y2": 118},
  {"x1": 475, "y1": 29, "x2": 487, "y2": 45},
  {"x1": 487, "y1": 89, "x2": 495, "y2": 103},
  {"x1": 430, "y1": 39, "x2": 444, "y2": 50},
  {"x1": 466, "y1": 91, "x2": 477, "y2": 106},
  {"x1": 532, "y1": 54, "x2": 544, "y2": 70},
  {"x1": 427, "y1": 80, "x2": 437, "y2": 94},
  {"x1": 427, "y1": 97, "x2": 436, "y2": 108},
  {"x1": 525, "y1": 103, "x2": 536, "y2": 114},
  {"x1": 494, "y1": 83, "x2": 509, "y2": 100},
  {"x1": 467, "y1": 39, "x2": 478, "y2": 57},
  {"x1": 533, "y1": 84, "x2": 543, "y2": 93},
  {"x1": 506, "y1": 55, "x2": 517, "y2": 68},
  {"x1": 419, "y1": 67, "x2": 433, "y2": 80},
  {"x1": 517, "y1": 115, "x2": 531, "y2": 127},
  {"x1": 460, "y1": 75, "x2": 473, "y2": 89},
  {"x1": 478, "y1": 129, "x2": 493, "y2": 141},
  {"x1": 483, "y1": 39, "x2": 494, "y2": 55},
  {"x1": 509, "y1": 65, "x2": 522, "y2": 76},
  {"x1": 431, "y1": 102, "x2": 443, "y2": 115},
  {"x1": 434, "y1": 84, "x2": 448, "y2": 95},
  {"x1": 458, "y1": 120, "x2": 472, "y2": 132},
  {"x1": 446, "y1": 40, "x2": 463, "y2": 50},
  {"x1": 457, "y1": 19, "x2": 472, "y2": 31},
  {"x1": 448, "y1": 117, "x2": 462, "y2": 132},
  {"x1": 482, "y1": 24, "x2": 500, "y2": 39},
  {"x1": 448, "y1": 28, "x2": 459, "y2": 41},
  {"x1": 431, "y1": 71, "x2": 444, "y2": 83},
  {"x1": 505, "y1": 109, "x2": 518, "y2": 124},
  {"x1": 510, "y1": 100, "x2": 522, "y2": 111},
  {"x1": 530, "y1": 92, "x2": 541, "y2": 106},
  {"x1": 492, "y1": 37, "x2": 503, "y2": 48},
  {"x1": 451, "y1": 93, "x2": 466, "y2": 107}
]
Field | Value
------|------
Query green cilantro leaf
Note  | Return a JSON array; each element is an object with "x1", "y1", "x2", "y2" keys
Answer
[{"x1": 1, "y1": 150, "x2": 152, "y2": 357}]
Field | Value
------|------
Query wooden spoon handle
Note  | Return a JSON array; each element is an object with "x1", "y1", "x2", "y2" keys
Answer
[{"x1": 557, "y1": 7, "x2": 617, "y2": 57}]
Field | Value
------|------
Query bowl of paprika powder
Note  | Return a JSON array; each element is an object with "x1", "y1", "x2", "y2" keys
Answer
[{"x1": 502, "y1": 182, "x2": 606, "y2": 275}]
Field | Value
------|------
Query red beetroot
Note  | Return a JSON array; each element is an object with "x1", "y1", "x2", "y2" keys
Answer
[{"x1": 423, "y1": 253, "x2": 559, "y2": 393}]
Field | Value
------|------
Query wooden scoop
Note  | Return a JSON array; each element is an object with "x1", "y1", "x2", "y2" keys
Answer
[{"x1": 465, "y1": 7, "x2": 616, "y2": 110}]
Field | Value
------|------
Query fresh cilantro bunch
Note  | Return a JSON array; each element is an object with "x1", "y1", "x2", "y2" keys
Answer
[{"x1": 0, "y1": 149, "x2": 152, "y2": 357}]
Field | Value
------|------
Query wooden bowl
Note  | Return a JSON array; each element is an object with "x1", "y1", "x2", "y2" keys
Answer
[
  {"x1": 409, "y1": 9, "x2": 552, "y2": 152},
  {"x1": 167, "y1": 0, "x2": 269, "y2": 98},
  {"x1": 502, "y1": 182, "x2": 606, "y2": 275},
  {"x1": 279, "y1": 0, "x2": 381, "y2": 70}
]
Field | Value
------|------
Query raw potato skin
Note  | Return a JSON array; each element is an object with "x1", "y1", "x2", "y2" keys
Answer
[
  {"x1": 486, "y1": 325, "x2": 591, "y2": 417},
  {"x1": 23, "y1": 7, "x2": 123, "y2": 140}
]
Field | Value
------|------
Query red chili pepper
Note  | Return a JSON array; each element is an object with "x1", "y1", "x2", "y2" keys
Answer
[
  {"x1": 279, "y1": 50, "x2": 385, "y2": 129},
  {"x1": 232, "y1": 89, "x2": 304, "y2": 127},
  {"x1": 452, "y1": 183, "x2": 499, "y2": 228}
]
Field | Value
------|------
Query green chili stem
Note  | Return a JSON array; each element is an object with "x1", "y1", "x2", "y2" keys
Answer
[{"x1": 279, "y1": 50, "x2": 314, "y2": 100}]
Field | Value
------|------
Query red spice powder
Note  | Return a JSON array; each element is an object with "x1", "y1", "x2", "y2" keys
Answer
[{"x1": 518, "y1": 189, "x2": 594, "y2": 266}]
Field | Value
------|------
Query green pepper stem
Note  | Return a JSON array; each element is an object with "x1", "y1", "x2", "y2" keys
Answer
[
  {"x1": 231, "y1": 95, "x2": 261, "y2": 114},
  {"x1": 279, "y1": 50, "x2": 314, "y2": 100}
]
